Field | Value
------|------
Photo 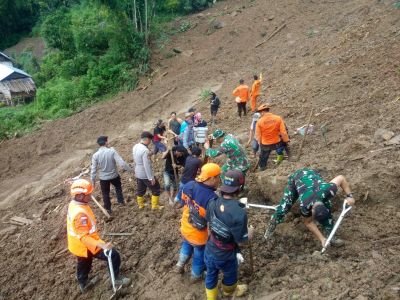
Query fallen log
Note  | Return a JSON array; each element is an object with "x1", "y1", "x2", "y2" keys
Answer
[{"x1": 255, "y1": 24, "x2": 287, "y2": 48}]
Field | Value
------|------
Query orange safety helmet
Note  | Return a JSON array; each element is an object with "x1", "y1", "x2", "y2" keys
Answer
[
  {"x1": 196, "y1": 163, "x2": 221, "y2": 182},
  {"x1": 256, "y1": 103, "x2": 271, "y2": 112},
  {"x1": 71, "y1": 179, "x2": 94, "y2": 196}
]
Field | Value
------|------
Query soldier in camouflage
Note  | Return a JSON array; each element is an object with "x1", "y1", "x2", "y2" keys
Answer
[
  {"x1": 204, "y1": 129, "x2": 250, "y2": 179},
  {"x1": 265, "y1": 168, "x2": 355, "y2": 247}
]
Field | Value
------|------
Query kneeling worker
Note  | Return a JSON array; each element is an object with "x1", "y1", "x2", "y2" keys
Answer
[
  {"x1": 67, "y1": 179, "x2": 130, "y2": 292},
  {"x1": 265, "y1": 168, "x2": 355, "y2": 247},
  {"x1": 204, "y1": 170, "x2": 254, "y2": 299}
]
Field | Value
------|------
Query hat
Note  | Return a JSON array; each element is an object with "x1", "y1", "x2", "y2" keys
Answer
[
  {"x1": 220, "y1": 170, "x2": 245, "y2": 193},
  {"x1": 97, "y1": 135, "x2": 108, "y2": 146},
  {"x1": 141, "y1": 131, "x2": 154, "y2": 139},
  {"x1": 256, "y1": 103, "x2": 271, "y2": 112},
  {"x1": 252, "y1": 112, "x2": 261, "y2": 122},
  {"x1": 196, "y1": 163, "x2": 221, "y2": 182},
  {"x1": 212, "y1": 129, "x2": 225, "y2": 139},
  {"x1": 313, "y1": 202, "x2": 331, "y2": 224}
]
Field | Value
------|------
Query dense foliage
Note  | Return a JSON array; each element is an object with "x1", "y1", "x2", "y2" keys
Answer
[{"x1": 0, "y1": 0, "x2": 216, "y2": 139}]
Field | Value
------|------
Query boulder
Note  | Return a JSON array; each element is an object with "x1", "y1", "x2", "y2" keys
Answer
[{"x1": 211, "y1": 19, "x2": 225, "y2": 29}]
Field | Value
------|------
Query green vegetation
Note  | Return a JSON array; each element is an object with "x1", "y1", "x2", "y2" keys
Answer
[{"x1": 0, "y1": 0, "x2": 216, "y2": 140}]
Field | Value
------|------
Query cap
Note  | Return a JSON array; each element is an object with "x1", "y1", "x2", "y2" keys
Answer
[
  {"x1": 212, "y1": 129, "x2": 225, "y2": 139},
  {"x1": 313, "y1": 202, "x2": 331, "y2": 224},
  {"x1": 256, "y1": 103, "x2": 271, "y2": 112},
  {"x1": 252, "y1": 112, "x2": 261, "y2": 122},
  {"x1": 97, "y1": 135, "x2": 108, "y2": 146},
  {"x1": 220, "y1": 170, "x2": 245, "y2": 193},
  {"x1": 141, "y1": 131, "x2": 154, "y2": 139},
  {"x1": 196, "y1": 163, "x2": 221, "y2": 182}
]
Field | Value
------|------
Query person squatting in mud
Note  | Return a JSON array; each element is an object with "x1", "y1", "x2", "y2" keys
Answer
[{"x1": 265, "y1": 168, "x2": 356, "y2": 247}]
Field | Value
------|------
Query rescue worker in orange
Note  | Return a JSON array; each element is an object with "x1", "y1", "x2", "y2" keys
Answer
[
  {"x1": 255, "y1": 103, "x2": 289, "y2": 171},
  {"x1": 232, "y1": 79, "x2": 250, "y2": 118},
  {"x1": 250, "y1": 74, "x2": 262, "y2": 112},
  {"x1": 175, "y1": 163, "x2": 221, "y2": 282},
  {"x1": 67, "y1": 179, "x2": 130, "y2": 293}
]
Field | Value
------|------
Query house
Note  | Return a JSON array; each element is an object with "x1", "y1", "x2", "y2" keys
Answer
[{"x1": 0, "y1": 52, "x2": 36, "y2": 106}]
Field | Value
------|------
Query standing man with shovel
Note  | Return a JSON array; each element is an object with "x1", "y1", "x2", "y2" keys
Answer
[
  {"x1": 67, "y1": 179, "x2": 130, "y2": 293},
  {"x1": 264, "y1": 168, "x2": 355, "y2": 248}
]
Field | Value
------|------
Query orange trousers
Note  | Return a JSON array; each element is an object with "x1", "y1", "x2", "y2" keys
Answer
[{"x1": 251, "y1": 95, "x2": 259, "y2": 112}]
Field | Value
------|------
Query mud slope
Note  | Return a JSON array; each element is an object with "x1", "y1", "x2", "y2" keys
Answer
[{"x1": 0, "y1": 0, "x2": 399, "y2": 299}]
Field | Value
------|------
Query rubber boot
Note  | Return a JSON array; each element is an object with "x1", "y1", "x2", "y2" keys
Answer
[
  {"x1": 276, "y1": 154, "x2": 284, "y2": 164},
  {"x1": 136, "y1": 196, "x2": 145, "y2": 209},
  {"x1": 151, "y1": 195, "x2": 163, "y2": 210},
  {"x1": 205, "y1": 287, "x2": 218, "y2": 300},
  {"x1": 222, "y1": 283, "x2": 248, "y2": 297}
]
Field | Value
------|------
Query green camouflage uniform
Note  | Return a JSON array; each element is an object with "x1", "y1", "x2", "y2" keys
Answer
[
  {"x1": 270, "y1": 168, "x2": 338, "y2": 234},
  {"x1": 206, "y1": 134, "x2": 250, "y2": 177}
]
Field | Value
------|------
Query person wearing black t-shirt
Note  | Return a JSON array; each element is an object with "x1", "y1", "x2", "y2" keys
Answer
[
  {"x1": 153, "y1": 120, "x2": 167, "y2": 155},
  {"x1": 174, "y1": 146, "x2": 202, "y2": 206},
  {"x1": 204, "y1": 170, "x2": 254, "y2": 300},
  {"x1": 161, "y1": 146, "x2": 188, "y2": 204}
]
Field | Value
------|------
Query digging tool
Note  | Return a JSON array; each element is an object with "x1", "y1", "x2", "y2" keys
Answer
[
  {"x1": 295, "y1": 108, "x2": 314, "y2": 161},
  {"x1": 91, "y1": 195, "x2": 111, "y2": 219},
  {"x1": 239, "y1": 198, "x2": 277, "y2": 211},
  {"x1": 104, "y1": 249, "x2": 122, "y2": 300},
  {"x1": 321, "y1": 200, "x2": 352, "y2": 254}
]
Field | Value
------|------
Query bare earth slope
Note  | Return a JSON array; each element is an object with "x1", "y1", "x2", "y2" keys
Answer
[{"x1": 0, "y1": 0, "x2": 399, "y2": 299}]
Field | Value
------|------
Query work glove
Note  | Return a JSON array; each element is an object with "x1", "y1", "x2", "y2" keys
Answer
[{"x1": 236, "y1": 253, "x2": 245, "y2": 265}]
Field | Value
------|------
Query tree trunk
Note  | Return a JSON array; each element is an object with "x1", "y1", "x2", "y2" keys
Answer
[
  {"x1": 133, "y1": 0, "x2": 138, "y2": 32},
  {"x1": 144, "y1": 0, "x2": 148, "y2": 44}
]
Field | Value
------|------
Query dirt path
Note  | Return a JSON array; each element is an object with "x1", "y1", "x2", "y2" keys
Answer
[{"x1": 0, "y1": 0, "x2": 399, "y2": 299}]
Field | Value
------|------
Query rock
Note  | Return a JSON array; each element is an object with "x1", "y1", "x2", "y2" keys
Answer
[
  {"x1": 184, "y1": 292, "x2": 195, "y2": 300},
  {"x1": 182, "y1": 50, "x2": 193, "y2": 57},
  {"x1": 231, "y1": 11, "x2": 238, "y2": 17},
  {"x1": 355, "y1": 295, "x2": 368, "y2": 300},
  {"x1": 268, "y1": 16, "x2": 275, "y2": 21},
  {"x1": 385, "y1": 134, "x2": 400, "y2": 145},
  {"x1": 172, "y1": 48, "x2": 182, "y2": 54},
  {"x1": 374, "y1": 128, "x2": 395, "y2": 142},
  {"x1": 211, "y1": 19, "x2": 225, "y2": 29}
]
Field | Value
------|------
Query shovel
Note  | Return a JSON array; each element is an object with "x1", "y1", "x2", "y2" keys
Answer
[
  {"x1": 239, "y1": 198, "x2": 277, "y2": 211},
  {"x1": 321, "y1": 200, "x2": 352, "y2": 253},
  {"x1": 104, "y1": 249, "x2": 122, "y2": 299}
]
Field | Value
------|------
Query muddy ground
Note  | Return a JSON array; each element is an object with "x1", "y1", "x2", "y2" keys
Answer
[{"x1": 0, "y1": 0, "x2": 399, "y2": 299}]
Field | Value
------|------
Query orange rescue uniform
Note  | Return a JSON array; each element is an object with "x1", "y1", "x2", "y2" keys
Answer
[
  {"x1": 256, "y1": 112, "x2": 289, "y2": 145},
  {"x1": 180, "y1": 201, "x2": 208, "y2": 246},
  {"x1": 232, "y1": 84, "x2": 250, "y2": 103},
  {"x1": 67, "y1": 200, "x2": 104, "y2": 257},
  {"x1": 250, "y1": 79, "x2": 261, "y2": 112}
]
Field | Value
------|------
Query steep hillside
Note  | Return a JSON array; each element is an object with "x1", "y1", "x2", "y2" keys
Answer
[{"x1": 0, "y1": 0, "x2": 399, "y2": 299}]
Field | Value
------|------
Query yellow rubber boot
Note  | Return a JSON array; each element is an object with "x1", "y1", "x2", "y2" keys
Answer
[
  {"x1": 205, "y1": 287, "x2": 218, "y2": 300},
  {"x1": 136, "y1": 196, "x2": 145, "y2": 209},
  {"x1": 276, "y1": 154, "x2": 284, "y2": 164},
  {"x1": 151, "y1": 195, "x2": 164, "y2": 210},
  {"x1": 222, "y1": 283, "x2": 248, "y2": 297}
]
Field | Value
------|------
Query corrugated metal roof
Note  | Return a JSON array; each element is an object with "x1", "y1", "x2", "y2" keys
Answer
[
  {"x1": 0, "y1": 64, "x2": 31, "y2": 81},
  {"x1": 0, "y1": 51, "x2": 13, "y2": 62}
]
